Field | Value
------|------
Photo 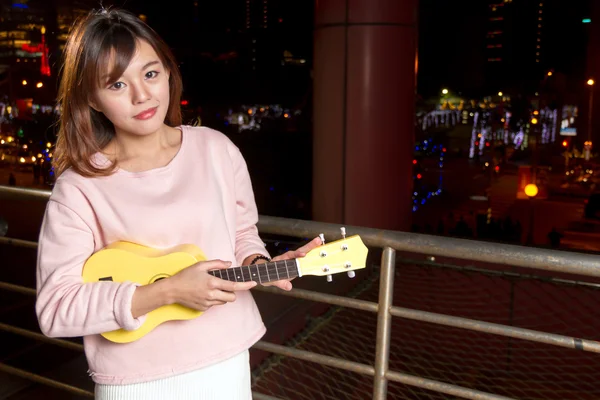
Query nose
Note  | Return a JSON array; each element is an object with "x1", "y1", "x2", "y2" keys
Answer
[{"x1": 131, "y1": 82, "x2": 151, "y2": 104}]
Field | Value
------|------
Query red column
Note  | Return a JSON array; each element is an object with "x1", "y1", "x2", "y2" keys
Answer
[{"x1": 312, "y1": 0, "x2": 417, "y2": 230}]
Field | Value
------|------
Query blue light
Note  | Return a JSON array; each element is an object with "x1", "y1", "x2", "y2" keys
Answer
[
  {"x1": 12, "y1": 3, "x2": 29, "y2": 8},
  {"x1": 583, "y1": 18, "x2": 591, "y2": 23},
  {"x1": 421, "y1": 200, "x2": 426, "y2": 205},
  {"x1": 412, "y1": 206, "x2": 418, "y2": 212},
  {"x1": 415, "y1": 146, "x2": 420, "y2": 151},
  {"x1": 269, "y1": 186, "x2": 274, "y2": 191}
]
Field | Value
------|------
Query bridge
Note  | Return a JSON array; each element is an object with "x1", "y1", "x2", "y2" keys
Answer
[{"x1": 1, "y1": 185, "x2": 599, "y2": 399}]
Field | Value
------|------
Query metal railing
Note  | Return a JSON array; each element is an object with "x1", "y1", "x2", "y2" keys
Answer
[{"x1": 1, "y1": 185, "x2": 600, "y2": 399}]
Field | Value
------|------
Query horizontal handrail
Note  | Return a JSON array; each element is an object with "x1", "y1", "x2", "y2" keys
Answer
[
  {"x1": 2, "y1": 185, "x2": 599, "y2": 278},
  {"x1": 3, "y1": 279, "x2": 599, "y2": 354},
  {"x1": 0, "y1": 185, "x2": 51, "y2": 200},
  {"x1": 257, "y1": 215, "x2": 600, "y2": 278},
  {"x1": 0, "y1": 237, "x2": 38, "y2": 249},
  {"x1": 0, "y1": 362, "x2": 94, "y2": 397},
  {"x1": 0, "y1": 359, "x2": 282, "y2": 400},
  {"x1": 0, "y1": 323, "x2": 84, "y2": 352},
  {"x1": 1, "y1": 322, "x2": 511, "y2": 400},
  {"x1": 0, "y1": 280, "x2": 37, "y2": 296},
  {"x1": 2, "y1": 184, "x2": 597, "y2": 400}
]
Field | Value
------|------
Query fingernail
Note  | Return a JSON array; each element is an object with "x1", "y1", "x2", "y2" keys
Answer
[{"x1": 226, "y1": 261, "x2": 232, "y2": 266}]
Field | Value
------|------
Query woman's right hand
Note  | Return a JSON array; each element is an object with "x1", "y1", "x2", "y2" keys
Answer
[{"x1": 166, "y1": 260, "x2": 257, "y2": 311}]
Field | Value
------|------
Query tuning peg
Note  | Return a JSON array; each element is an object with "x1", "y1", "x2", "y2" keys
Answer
[
  {"x1": 319, "y1": 233, "x2": 325, "y2": 245},
  {"x1": 340, "y1": 227, "x2": 346, "y2": 239},
  {"x1": 326, "y1": 274, "x2": 333, "y2": 282},
  {"x1": 347, "y1": 271, "x2": 355, "y2": 278}
]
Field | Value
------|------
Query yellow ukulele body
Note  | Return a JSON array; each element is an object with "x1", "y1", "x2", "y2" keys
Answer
[
  {"x1": 82, "y1": 235, "x2": 368, "y2": 344},
  {"x1": 82, "y1": 242, "x2": 207, "y2": 343}
]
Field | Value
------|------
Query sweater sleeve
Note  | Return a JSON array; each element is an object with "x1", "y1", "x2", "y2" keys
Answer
[
  {"x1": 228, "y1": 142, "x2": 270, "y2": 266},
  {"x1": 35, "y1": 200, "x2": 146, "y2": 338}
]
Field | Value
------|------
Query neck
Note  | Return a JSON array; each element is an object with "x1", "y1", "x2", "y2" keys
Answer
[
  {"x1": 109, "y1": 124, "x2": 172, "y2": 161},
  {"x1": 208, "y1": 259, "x2": 300, "y2": 284}
]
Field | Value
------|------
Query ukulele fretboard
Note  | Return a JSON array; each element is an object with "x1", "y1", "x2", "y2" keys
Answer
[{"x1": 208, "y1": 259, "x2": 299, "y2": 283}]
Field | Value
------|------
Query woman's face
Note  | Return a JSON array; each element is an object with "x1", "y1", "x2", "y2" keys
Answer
[{"x1": 90, "y1": 40, "x2": 171, "y2": 138}]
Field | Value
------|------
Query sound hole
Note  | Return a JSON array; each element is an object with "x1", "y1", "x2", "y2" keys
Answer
[{"x1": 149, "y1": 273, "x2": 171, "y2": 284}]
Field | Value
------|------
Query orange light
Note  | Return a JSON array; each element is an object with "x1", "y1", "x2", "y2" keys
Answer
[
  {"x1": 587, "y1": 79, "x2": 595, "y2": 86},
  {"x1": 524, "y1": 183, "x2": 538, "y2": 198},
  {"x1": 562, "y1": 140, "x2": 568, "y2": 147},
  {"x1": 531, "y1": 118, "x2": 538, "y2": 124},
  {"x1": 547, "y1": 71, "x2": 552, "y2": 77},
  {"x1": 533, "y1": 110, "x2": 539, "y2": 115}
]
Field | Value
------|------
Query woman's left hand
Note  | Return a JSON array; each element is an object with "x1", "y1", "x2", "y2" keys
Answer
[{"x1": 262, "y1": 236, "x2": 323, "y2": 291}]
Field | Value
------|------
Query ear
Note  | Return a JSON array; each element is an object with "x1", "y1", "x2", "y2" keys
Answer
[{"x1": 88, "y1": 97, "x2": 102, "y2": 113}]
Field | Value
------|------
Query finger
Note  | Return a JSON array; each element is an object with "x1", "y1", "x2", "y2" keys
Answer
[
  {"x1": 206, "y1": 300, "x2": 227, "y2": 307},
  {"x1": 219, "y1": 280, "x2": 257, "y2": 292},
  {"x1": 295, "y1": 237, "x2": 323, "y2": 254},
  {"x1": 209, "y1": 289, "x2": 236, "y2": 303},
  {"x1": 273, "y1": 250, "x2": 298, "y2": 262},
  {"x1": 270, "y1": 280, "x2": 293, "y2": 291},
  {"x1": 197, "y1": 259, "x2": 232, "y2": 271}
]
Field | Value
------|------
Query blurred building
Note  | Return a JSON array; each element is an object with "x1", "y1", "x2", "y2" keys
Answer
[
  {"x1": 485, "y1": 0, "x2": 589, "y2": 95},
  {"x1": 0, "y1": 0, "x2": 95, "y2": 105},
  {"x1": 129, "y1": 0, "x2": 312, "y2": 106}
]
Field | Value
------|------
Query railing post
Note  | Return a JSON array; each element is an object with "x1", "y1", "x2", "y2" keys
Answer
[{"x1": 373, "y1": 246, "x2": 396, "y2": 399}]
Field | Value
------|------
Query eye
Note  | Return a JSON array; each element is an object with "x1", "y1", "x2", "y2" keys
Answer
[
  {"x1": 145, "y1": 71, "x2": 159, "y2": 79},
  {"x1": 109, "y1": 81, "x2": 125, "y2": 90}
]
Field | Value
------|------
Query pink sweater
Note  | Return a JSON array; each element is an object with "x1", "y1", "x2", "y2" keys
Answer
[{"x1": 35, "y1": 126, "x2": 269, "y2": 384}]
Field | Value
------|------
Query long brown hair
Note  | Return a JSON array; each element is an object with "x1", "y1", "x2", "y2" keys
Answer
[{"x1": 53, "y1": 8, "x2": 183, "y2": 177}]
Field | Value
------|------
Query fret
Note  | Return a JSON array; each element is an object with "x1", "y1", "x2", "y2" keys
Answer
[
  {"x1": 218, "y1": 270, "x2": 223, "y2": 280},
  {"x1": 265, "y1": 263, "x2": 270, "y2": 281},
  {"x1": 226, "y1": 268, "x2": 233, "y2": 282},
  {"x1": 284, "y1": 260, "x2": 290, "y2": 279},
  {"x1": 256, "y1": 264, "x2": 262, "y2": 283},
  {"x1": 247, "y1": 265, "x2": 253, "y2": 282},
  {"x1": 275, "y1": 261, "x2": 280, "y2": 281}
]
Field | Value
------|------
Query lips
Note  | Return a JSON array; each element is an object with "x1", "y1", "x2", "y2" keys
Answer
[{"x1": 134, "y1": 106, "x2": 158, "y2": 120}]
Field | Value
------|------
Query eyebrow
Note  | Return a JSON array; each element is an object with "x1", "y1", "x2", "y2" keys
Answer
[{"x1": 142, "y1": 60, "x2": 160, "y2": 70}]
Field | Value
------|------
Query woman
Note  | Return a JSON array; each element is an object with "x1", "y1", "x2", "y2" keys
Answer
[{"x1": 35, "y1": 8, "x2": 320, "y2": 399}]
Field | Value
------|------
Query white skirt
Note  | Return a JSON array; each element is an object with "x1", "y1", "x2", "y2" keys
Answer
[{"x1": 94, "y1": 350, "x2": 251, "y2": 400}]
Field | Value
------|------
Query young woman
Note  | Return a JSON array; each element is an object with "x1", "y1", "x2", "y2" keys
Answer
[{"x1": 35, "y1": 8, "x2": 320, "y2": 399}]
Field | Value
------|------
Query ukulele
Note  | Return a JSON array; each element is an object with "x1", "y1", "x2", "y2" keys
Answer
[{"x1": 82, "y1": 233, "x2": 368, "y2": 343}]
